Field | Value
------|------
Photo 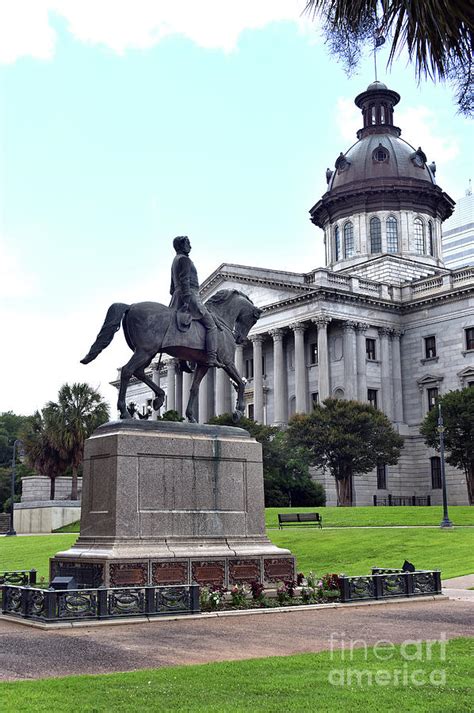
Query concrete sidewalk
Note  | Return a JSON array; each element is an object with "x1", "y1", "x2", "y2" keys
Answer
[
  {"x1": 0, "y1": 598, "x2": 472, "y2": 681},
  {"x1": 442, "y1": 573, "x2": 474, "y2": 601}
]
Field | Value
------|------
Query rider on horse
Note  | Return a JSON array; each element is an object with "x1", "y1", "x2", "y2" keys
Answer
[{"x1": 169, "y1": 236, "x2": 219, "y2": 367}]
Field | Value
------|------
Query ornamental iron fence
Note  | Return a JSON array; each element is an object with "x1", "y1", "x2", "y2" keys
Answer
[
  {"x1": 373, "y1": 495, "x2": 431, "y2": 506},
  {"x1": 339, "y1": 570, "x2": 441, "y2": 603},
  {"x1": 0, "y1": 570, "x2": 37, "y2": 586},
  {"x1": 1, "y1": 584, "x2": 200, "y2": 623}
]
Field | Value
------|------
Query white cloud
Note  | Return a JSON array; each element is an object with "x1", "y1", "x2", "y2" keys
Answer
[
  {"x1": 397, "y1": 105, "x2": 459, "y2": 166},
  {"x1": 335, "y1": 97, "x2": 360, "y2": 145},
  {"x1": 0, "y1": 0, "x2": 311, "y2": 63}
]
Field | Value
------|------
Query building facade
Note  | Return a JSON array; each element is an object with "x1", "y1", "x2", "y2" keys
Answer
[
  {"x1": 120, "y1": 82, "x2": 474, "y2": 506},
  {"x1": 441, "y1": 187, "x2": 474, "y2": 269}
]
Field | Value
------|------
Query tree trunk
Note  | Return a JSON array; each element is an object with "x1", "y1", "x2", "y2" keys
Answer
[
  {"x1": 466, "y1": 462, "x2": 474, "y2": 506},
  {"x1": 71, "y1": 465, "x2": 78, "y2": 500},
  {"x1": 336, "y1": 476, "x2": 353, "y2": 506}
]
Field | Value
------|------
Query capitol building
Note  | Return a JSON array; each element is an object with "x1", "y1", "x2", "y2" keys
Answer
[{"x1": 120, "y1": 81, "x2": 474, "y2": 506}]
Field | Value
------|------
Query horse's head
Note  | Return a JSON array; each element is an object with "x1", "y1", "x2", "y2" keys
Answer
[{"x1": 234, "y1": 295, "x2": 262, "y2": 344}]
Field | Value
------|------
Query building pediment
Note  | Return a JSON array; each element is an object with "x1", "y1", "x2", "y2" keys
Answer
[
  {"x1": 416, "y1": 373, "x2": 444, "y2": 391},
  {"x1": 200, "y1": 263, "x2": 315, "y2": 308},
  {"x1": 457, "y1": 366, "x2": 474, "y2": 387}
]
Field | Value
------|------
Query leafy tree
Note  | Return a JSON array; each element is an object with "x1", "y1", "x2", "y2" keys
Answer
[
  {"x1": 420, "y1": 387, "x2": 474, "y2": 505},
  {"x1": 207, "y1": 415, "x2": 326, "y2": 507},
  {"x1": 304, "y1": 1, "x2": 474, "y2": 114},
  {"x1": 287, "y1": 398, "x2": 404, "y2": 506},
  {"x1": 158, "y1": 410, "x2": 184, "y2": 422},
  {"x1": 45, "y1": 383, "x2": 110, "y2": 500},
  {"x1": 20, "y1": 411, "x2": 70, "y2": 500},
  {"x1": 0, "y1": 412, "x2": 35, "y2": 511}
]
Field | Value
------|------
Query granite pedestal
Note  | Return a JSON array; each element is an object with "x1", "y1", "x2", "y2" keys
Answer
[{"x1": 51, "y1": 420, "x2": 295, "y2": 588}]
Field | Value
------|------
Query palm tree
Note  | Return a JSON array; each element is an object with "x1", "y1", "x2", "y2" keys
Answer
[
  {"x1": 304, "y1": 1, "x2": 473, "y2": 114},
  {"x1": 46, "y1": 383, "x2": 110, "y2": 500},
  {"x1": 21, "y1": 412, "x2": 69, "y2": 500}
]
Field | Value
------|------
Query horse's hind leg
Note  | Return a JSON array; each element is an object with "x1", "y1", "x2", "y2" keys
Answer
[
  {"x1": 133, "y1": 363, "x2": 165, "y2": 413},
  {"x1": 117, "y1": 349, "x2": 155, "y2": 419}
]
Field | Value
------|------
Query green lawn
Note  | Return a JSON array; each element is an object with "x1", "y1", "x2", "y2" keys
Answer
[
  {"x1": 1, "y1": 638, "x2": 472, "y2": 712},
  {"x1": 268, "y1": 527, "x2": 474, "y2": 580},
  {"x1": 0, "y1": 534, "x2": 76, "y2": 581},
  {"x1": 1, "y1": 525, "x2": 473, "y2": 581},
  {"x1": 265, "y1": 505, "x2": 473, "y2": 529}
]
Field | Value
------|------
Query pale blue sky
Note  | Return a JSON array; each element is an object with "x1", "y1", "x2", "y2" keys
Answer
[{"x1": 0, "y1": 2, "x2": 472, "y2": 415}]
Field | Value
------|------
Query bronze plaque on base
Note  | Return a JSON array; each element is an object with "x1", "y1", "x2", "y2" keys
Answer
[
  {"x1": 192, "y1": 561, "x2": 225, "y2": 586},
  {"x1": 109, "y1": 563, "x2": 148, "y2": 586},
  {"x1": 152, "y1": 562, "x2": 188, "y2": 585},
  {"x1": 229, "y1": 559, "x2": 261, "y2": 584},
  {"x1": 264, "y1": 558, "x2": 295, "y2": 582}
]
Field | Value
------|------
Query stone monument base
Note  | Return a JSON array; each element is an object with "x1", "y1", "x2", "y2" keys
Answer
[{"x1": 51, "y1": 420, "x2": 295, "y2": 588}]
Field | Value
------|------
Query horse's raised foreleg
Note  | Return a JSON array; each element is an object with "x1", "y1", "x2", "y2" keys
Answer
[
  {"x1": 186, "y1": 364, "x2": 209, "y2": 423},
  {"x1": 221, "y1": 361, "x2": 246, "y2": 422},
  {"x1": 117, "y1": 349, "x2": 156, "y2": 419},
  {"x1": 133, "y1": 362, "x2": 165, "y2": 413}
]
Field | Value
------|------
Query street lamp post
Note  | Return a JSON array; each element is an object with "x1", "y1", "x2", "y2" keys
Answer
[
  {"x1": 6, "y1": 439, "x2": 23, "y2": 537},
  {"x1": 438, "y1": 404, "x2": 453, "y2": 529}
]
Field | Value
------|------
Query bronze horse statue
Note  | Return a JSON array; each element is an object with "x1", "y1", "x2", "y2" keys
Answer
[{"x1": 81, "y1": 289, "x2": 261, "y2": 422}]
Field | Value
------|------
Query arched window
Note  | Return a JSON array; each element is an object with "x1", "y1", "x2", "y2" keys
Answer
[
  {"x1": 386, "y1": 216, "x2": 398, "y2": 253},
  {"x1": 343, "y1": 221, "x2": 354, "y2": 258},
  {"x1": 428, "y1": 221, "x2": 435, "y2": 256},
  {"x1": 414, "y1": 218, "x2": 425, "y2": 254},
  {"x1": 370, "y1": 217, "x2": 382, "y2": 253},
  {"x1": 334, "y1": 226, "x2": 340, "y2": 261}
]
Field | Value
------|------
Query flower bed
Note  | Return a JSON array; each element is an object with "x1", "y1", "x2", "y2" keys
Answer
[{"x1": 200, "y1": 572, "x2": 341, "y2": 612}]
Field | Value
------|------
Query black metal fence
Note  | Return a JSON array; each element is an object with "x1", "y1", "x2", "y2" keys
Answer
[
  {"x1": 0, "y1": 570, "x2": 37, "y2": 586},
  {"x1": 339, "y1": 570, "x2": 441, "y2": 602},
  {"x1": 1, "y1": 584, "x2": 200, "y2": 623},
  {"x1": 373, "y1": 495, "x2": 431, "y2": 506}
]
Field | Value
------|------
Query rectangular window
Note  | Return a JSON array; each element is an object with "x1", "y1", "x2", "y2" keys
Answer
[
  {"x1": 427, "y1": 387, "x2": 438, "y2": 411},
  {"x1": 424, "y1": 336, "x2": 436, "y2": 359},
  {"x1": 247, "y1": 403, "x2": 254, "y2": 420},
  {"x1": 309, "y1": 343, "x2": 318, "y2": 365},
  {"x1": 376, "y1": 463, "x2": 387, "y2": 490},
  {"x1": 311, "y1": 392, "x2": 319, "y2": 409},
  {"x1": 261, "y1": 355, "x2": 266, "y2": 376},
  {"x1": 466, "y1": 327, "x2": 474, "y2": 351},
  {"x1": 245, "y1": 359, "x2": 254, "y2": 380},
  {"x1": 431, "y1": 457, "x2": 442, "y2": 489},
  {"x1": 366, "y1": 338, "x2": 376, "y2": 360},
  {"x1": 367, "y1": 389, "x2": 378, "y2": 408}
]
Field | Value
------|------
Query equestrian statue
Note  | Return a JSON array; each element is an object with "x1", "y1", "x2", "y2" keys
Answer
[{"x1": 80, "y1": 236, "x2": 262, "y2": 422}]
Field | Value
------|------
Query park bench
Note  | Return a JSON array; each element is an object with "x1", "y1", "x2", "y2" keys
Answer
[{"x1": 278, "y1": 512, "x2": 322, "y2": 529}]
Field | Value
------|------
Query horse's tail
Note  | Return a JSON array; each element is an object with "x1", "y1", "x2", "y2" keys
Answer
[{"x1": 80, "y1": 302, "x2": 130, "y2": 364}]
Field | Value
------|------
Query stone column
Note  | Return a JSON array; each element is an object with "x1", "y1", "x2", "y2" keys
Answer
[
  {"x1": 175, "y1": 367, "x2": 183, "y2": 417},
  {"x1": 270, "y1": 328, "x2": 287, "y2": 426},
  {"x1": 235, "y1": 344, "x2": 244, "y2": 376},
  {"x1": 343, "y1": 321, "x2": 357, "y2": 400},
  {"x1": 215, "y1": 368, "x2": 228, "y2": 415},
  {"x1": 314, "y1": 316, "x2": 331, "y2": 401},
  {"x1": 166, "y1": 360, "x2": 176, "y2": 412},
  {"x1": 355, "y1": 323, "x2": 369, "y2": 402},
  {"x1": 378, "y1": 327, "x2": 393, "y2": 420},
  {"x1": 291, "y1": 323, "x2": 307, "y2": 413},
  {"x1": 182, "y1": 370, "x2": 193, "y2": 417},
  {"x1": 391, "y1": 330, "x2": 404, "y2": 423},
  {"x1": 198, "y1": 370, "x2": 214, "y2": 424},
  {"x1": 250, "y1": 334, "x2": 264, "y2": 423}
]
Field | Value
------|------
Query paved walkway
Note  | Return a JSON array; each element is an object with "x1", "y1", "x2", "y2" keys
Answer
[
  {"x1": 0, "y1": 598, "x2": 472, "y2": 681},
  {"x1": 442, "y1": 573, "x2": 474, "y2": 602}
]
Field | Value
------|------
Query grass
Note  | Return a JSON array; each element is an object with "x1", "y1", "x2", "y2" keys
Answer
[
  {"x1": 1, "y1": 526, "x2": 473, "y2": 582},
  {"x1": 0, "y1": 534, "x2": 76, "y2": 581},
  {"x1": 1, "y1": 638, "x2": 472, "y2": 712},
  {"x1": 268, "y1": 527, "x2": 474, "y2": 580},
  {"x1": 53, "y1": 521, "x2": 80, "y2": 533},
  {"x1": 265, "y1": 505, "x2": 474, "y2": 529}
]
